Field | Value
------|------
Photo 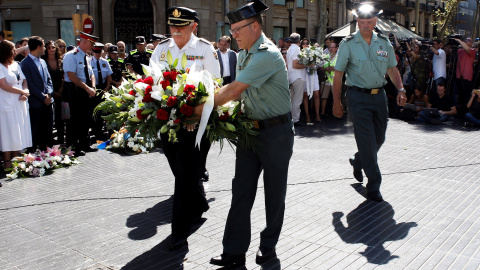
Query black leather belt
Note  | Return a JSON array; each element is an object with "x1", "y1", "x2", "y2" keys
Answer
[
  {"x1": 349, "y1": 86, "x2": 384, "y2": 95},
  {"x1": 252, "y1": 113, "x2": 291, "y2": 129}
]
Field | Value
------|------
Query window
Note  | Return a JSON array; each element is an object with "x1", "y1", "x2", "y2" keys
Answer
[
  {"x1": 274, "y1": 0, "x2": 286, "y2": 5},
  {"x1": 9, "y1": 21, "x2": 31, "y2": 43},
  {"x1": 273, "y1": 27, "x2": 285, "y2": 43},
  {"x1": 59, "y1": 19, "x2": 75, "y2": 46},
  {"x1": 297, "y1": 0, "x2": 304, "y2": 8}
]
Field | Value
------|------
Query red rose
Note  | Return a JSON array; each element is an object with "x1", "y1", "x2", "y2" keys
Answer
[
  {"x1": 184, "y1": 84, "x2": 195, "y2": 95},
  {"x1": 142, "y1": 94, "x2": 154, "y2": 103},
  {"x1": 156, "y1": 109, "x2": 169, "y2": 120},
  {"x1": 145, "y1": 85, "x2": 153, "y2": 95},
  {"x1": 143, "y1": 77, "x2": 154, "y2": 85},
  {"x1": 135, "y1": 79, "x2": 143, "y2": 83},
  {"x1": 180, "y1": 104, "x2": 194, "y2": 117},
  {"x1": 163, "y1": 71, "x2": 171, "y2": 81},
  {"x1": 174, "y1": 118, "x2": 181, "y2": 124},
  {"x1": 129, "y1": 90, "x2": 136, "y2": 96},
  {"x1": 166, "y1": 96, "x2": 178, "y2": 107},
  {"x1": 161, "y1": 80, "x2": 170, "y2": 90},
  {"x1": 219, "y1": 112, "x2": 229, "y2": 120},
  {"x1": 136, "y1": 110, "x2": 144, "y2": 119}
]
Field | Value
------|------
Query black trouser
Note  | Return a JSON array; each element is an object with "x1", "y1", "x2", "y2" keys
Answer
[
  {"x1": 53, "y1": 96, "x2": 65, "y2": 144},
  {"x1": 29, "y1": 104, "x2": 54, "y2": 151},
  {"x1": 67, "y1": 83, "x2": 94, "y2": 150},
  {"x1": 161, "y1": 128, "x2": 210, "y2": 239}
]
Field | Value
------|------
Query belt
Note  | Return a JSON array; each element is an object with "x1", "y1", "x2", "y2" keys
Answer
[
  {"x1": 349, "y1": 86, "x2": 384, "y2": 95},
  {"x1": 252, "y1": 113, "x2": 291, "y2": 129}
]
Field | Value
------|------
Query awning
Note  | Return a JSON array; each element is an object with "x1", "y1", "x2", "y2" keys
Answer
[{"x1": 326, "y1": 18, "x2": 424, "y2": 40}]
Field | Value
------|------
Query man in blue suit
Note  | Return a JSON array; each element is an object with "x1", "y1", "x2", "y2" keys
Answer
[
  {"x1": 20, "y1": 36, "x2": 54, "y2": 151},
  {"x1": 217, "y1": 36, "x2": 237, "y2": 85}
]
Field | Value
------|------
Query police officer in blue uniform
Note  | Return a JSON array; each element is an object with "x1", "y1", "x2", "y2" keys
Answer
[
  {"x1": 91, "y1": 43, "x2": 113, "y2": 140},
  {"x1": 332, "y1": 3, "x2": 407, "y2": 202},
  {"x1": 125, "y1": 36, "x2": 153, "y2": 77},
  {"x1": 63, "y1": 32, "x2": 99, "y2": 156},
  {"x1": 107, "y1": 45, "x2": 126, "y2": 88}
]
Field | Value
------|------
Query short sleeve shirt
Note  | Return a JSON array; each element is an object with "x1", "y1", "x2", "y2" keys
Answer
[
  {"x1": 335, "y1": 31, "x2": 397, "y2": 89},
  {"x1": 236, "y1": 34, "x2": 291, "y2": 120},
  {"x1": 63, "y1": 47, "x2": 93, "y2": 83},
  {"x1": 150, "y1": 34, "x2": 221, "y2": 79}
]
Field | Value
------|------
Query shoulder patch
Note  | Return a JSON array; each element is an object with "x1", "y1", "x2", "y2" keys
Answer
[{"x1": 199, "y1": 38, "x2": 211, "y2": 45}]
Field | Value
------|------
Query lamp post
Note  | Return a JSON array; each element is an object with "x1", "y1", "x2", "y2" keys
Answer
[
  {"x1": 286, "y1": 0, "x2": 295, "y2": 34},
  {"x1": 410, "y1": 23, "x2": 416, "y2": 33}
]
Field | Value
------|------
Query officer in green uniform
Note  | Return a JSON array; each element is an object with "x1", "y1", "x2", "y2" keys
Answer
[
  {"x1": 107, "y1": 45, "x2": 125, "y2": 88},
  {"x1": 202, "y1": 0, "x2": 294, "y2": 267},
  {"x1": 332, "y1": 3, "x2": 407, "y2": 202},
  {"x1": 125, "y1": 36, "x2": 152, "y2": 77}
]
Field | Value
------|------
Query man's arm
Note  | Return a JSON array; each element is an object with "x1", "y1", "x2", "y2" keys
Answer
[{"x1": 332, "y1": 70, "x2": 344, "y2": 118}]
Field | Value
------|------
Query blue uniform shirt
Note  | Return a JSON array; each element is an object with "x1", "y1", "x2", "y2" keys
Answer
[{"x1": 63, "y1": 47, "x2": 94, "y2": 83}]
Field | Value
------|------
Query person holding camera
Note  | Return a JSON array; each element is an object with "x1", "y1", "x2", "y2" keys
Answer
[
  {"x1": 453, "y1": 37, "x2": 476, "y2": 115},
  {"x1": 430, "y1": 40, "x2": 446, "y2": 94}
]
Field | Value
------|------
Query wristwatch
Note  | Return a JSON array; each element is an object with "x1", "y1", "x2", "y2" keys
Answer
[{"x1": 398, "y1": 88, "x2": 406, "y2": 93}]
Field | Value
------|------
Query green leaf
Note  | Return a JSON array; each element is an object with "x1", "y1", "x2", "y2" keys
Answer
[
  {"x1": 167, "y1": 50, "x2": 173, "y2": 66},
  {"x1": 181, "y1": 53, "x2": 187, "y2": 70}
]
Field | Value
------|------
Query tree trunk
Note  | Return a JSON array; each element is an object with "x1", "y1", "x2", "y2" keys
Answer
[{"x1": 316, "y1": 0, "x2": 328, "y2": 45}]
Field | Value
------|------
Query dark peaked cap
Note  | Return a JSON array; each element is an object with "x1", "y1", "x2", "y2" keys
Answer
[
  {"x1": 352, "y1": 3, "x2": 383, "y2": 19},
  {"x1": 226, "y1": 0, "x2": 269, "y2": 24}
]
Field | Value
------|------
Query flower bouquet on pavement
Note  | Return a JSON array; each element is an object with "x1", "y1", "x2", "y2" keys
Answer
[{"x1": 5, "y1": 145, "x2": 79, "y2": 179}]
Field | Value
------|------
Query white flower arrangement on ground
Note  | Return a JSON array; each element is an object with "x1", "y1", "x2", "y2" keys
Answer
[{"x1": 5, "y1": 146, "x2": 79, "y2": 179}]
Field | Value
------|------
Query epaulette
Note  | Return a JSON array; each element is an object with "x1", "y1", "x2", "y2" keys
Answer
[
  {"x1": 159, "y1": 38, "x2": 171, "y2": 45},
  {"x1": 199, "y1": 38, "x2": 211, "y2": 45},
  {"x1": 258, "y1": 42, "x2": 268, "y2": 51},
  {"x1": 129, "y1": 49, "x2": 138, "y2": 55},
  {"x1": 343, "y1": 34, "x2": 354, "y2": 43},
  {"x1": 377, "y1": 33, "x2": 389, "y2": 41}
]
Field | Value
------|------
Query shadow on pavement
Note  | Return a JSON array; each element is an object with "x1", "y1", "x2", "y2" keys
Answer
[
  {"x1": 126, "y1": 195, "x2": 174, "y2": 240},
  {"x1": 332, "y1": 184, "x2": 417, "y2": 265}
]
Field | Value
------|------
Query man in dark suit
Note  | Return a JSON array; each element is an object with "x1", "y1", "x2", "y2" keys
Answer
[
  {"x1": 217, "y1": 36, "x2": 237, "y2": 85},
  {"x1": 20, "y1": 36, "x2": 54, "y2": 151}
]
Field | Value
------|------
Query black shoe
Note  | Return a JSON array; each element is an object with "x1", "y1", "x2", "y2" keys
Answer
[
  {"x1": 256, "y1": 246, "x2": 277, "y2": 264},
  {"x1": 367, "y1": 191, "x2": 384, "y2": 202},
  {"x1": 210, "y1": 253, "x2": 246, "y2": 267},
  {"x1": 83, "y1": 146, "x2": 98, "y2": 152},
  {"x1": 349, "y1": 158, "x2": 363, "y2": 182},
  {"x1": 74, "y1": 150, "x2": 85, "y2": 157},
  {"x1": 169, "y1": 237, "x2": 188, "y2": 251}
]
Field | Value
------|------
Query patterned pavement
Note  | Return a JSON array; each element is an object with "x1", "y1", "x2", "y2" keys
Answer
[{"x1": 1, "y1": 116, "x2": 479, "y2": 270}]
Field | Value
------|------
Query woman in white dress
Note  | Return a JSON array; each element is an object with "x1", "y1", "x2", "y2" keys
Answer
[{"x1": 0, "y1": 40, "x2": 32, "y2": 170}]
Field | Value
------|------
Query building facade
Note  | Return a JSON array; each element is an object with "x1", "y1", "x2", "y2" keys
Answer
[{"x1": 0, "y1": 0, "x2": 477, "y2": 47}]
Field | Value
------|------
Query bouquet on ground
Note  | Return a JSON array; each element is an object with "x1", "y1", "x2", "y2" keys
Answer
[
  {"x1": 5, "y1": 146, "x2": 79, "y2": 179},
  {"x1": 105, "y1": 128, "x2": 154, "y2": 154},
  {"x1": 207, "y1": 100, "x2": 259, "y2": 150}
]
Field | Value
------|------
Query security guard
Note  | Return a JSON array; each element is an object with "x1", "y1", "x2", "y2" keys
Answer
[
  {"x1": 149, "y1": 6, "x2": 220, "y2": 252},
  {"x1": 151, "y1": 34, "x2": 167, "y2": 49},
  {"x1": 125, "y1": 36, "x2": 153, "y2": 77},
  {"x1": 91, "y1": 43, "x2": 113, "y2": 140},
  {"x1": 63, "y1": 31, "x2": 99, "y2": 156},
  {"x1": 206, "y1": 0, "x2": 294, "y2": 267},
  {"x1": 107, "y1": 45, "x2": 126, "y2": 88},
  {"x1": 332, "y1": 3, "x2": 406, "y2": 202}
]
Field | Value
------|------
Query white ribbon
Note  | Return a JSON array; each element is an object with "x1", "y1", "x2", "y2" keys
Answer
[{"x1": 195, "y1": 70, "x2": 215, "y2": 149}]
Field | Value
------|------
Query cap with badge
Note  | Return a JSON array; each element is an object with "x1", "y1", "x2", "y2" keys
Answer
[
  {"x1": 135, "y1": 36, "x2": 146, "y2": 44},
  {"x1": 352, "y1": 2, "x2": 383, "y2": 19},
  {"x1": 167, "y1": 7, "x2": 200, "y2": 26},
  {"x1": 151, "y1": 34, "x2": 167, "y2": 42},
  {"x1": 79, "y1": 31, "x2": 99, "y2": 43},
  {"x1": 226, "y1": 0, "x2": 269, "y2": 24},
  {"x1": 108, "y1": 45, "x2": 119, "y2": 54},
  {"x1": 92, "y1": 43, "x2": 104, "y2": 53}
]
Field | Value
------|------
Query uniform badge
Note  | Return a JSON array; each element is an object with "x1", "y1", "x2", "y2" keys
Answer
[
  {"x1": 213, "y1": 51, "x2": 218, "y2": 60},
  {"x1": 160, "y1": 52, "x2": 166, "y2": 61}
]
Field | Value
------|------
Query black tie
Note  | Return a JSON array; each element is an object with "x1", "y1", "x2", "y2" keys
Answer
[{"x1": 96, "y1": 60, "x2": 103, "y2": 86}]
